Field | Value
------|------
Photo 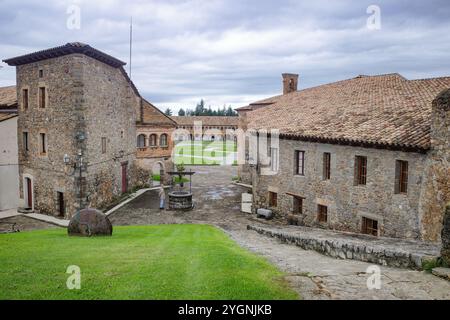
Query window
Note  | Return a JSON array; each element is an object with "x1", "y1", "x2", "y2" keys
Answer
[
  {"x1": 293, "y1": 196, "x2": 303, "y2": 215},
  {"x1": 270, "y1": 147, "x2": 279, "y2": 172},
  {"x1": 39, "y1": 133, "x2": 47, "y2": 155},
  {"x1": 39, "y1": 87, "x2": 46, "y2": 108},
  {"x1": 318, "y1": 205, "x2": 328, "y2": 223},
  {"x1": 395, "y1": 160, "x2": 409, "y2": 194},
  {"x1": 22, "y1": 89, "x2": 29, "y2": 109},
  {"x1": 23, "y1": 132, "x2": 29, "y2": 151},
  {"x1": 323, "y1": 152, "x2": 331, "y2": 180},
  {"x1": 269, "y1": 192, "x2": 278, "y2": 207},
  {"x1": 39, "y1": 69, "x2": 44, "y2": 78},
  {"x1": 149, "y1": 134, "x2": 157, "y2": 146},
  {"x1": 354, "y1": 156, "x2": 367, "y2": 185},
  {"x1": 57, "y1": 192, "x2": 65, "y2": 217},
  {"x1": 137, "y1": 134, "x2": 146, "y2": 148},
  {"x1": 120, "y1": 130, "x2": 124, "y2": 139},
  {"x1": 160, "y1": 134, "x2": 168, "y2": 147},
  {"x1": 101, "y1": 137, "x2": 107, "y2": 154},
  {"x1": 295, "y1": 150, "x2": 305, "y2": 175},
  {"x1": 362, "y1": 217, "x2": 378, "y2": 236}
]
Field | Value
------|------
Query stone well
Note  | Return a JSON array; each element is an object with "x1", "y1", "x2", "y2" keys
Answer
[{"x1": 169, "y1": 191, "x2": 193, "y2": 211}]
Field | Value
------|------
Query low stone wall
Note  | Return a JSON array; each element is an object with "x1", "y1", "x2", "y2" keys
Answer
[
  {"x1": 247, "y1": 225, "x2": 439, "y2": 270},
  {"x1": 442, "y1": 204, "x2": 450, "y2": 265}
]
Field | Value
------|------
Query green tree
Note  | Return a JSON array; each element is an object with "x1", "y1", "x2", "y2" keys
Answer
[
  {"x1": 164, "y1": 108, "x2": 173, "y2": 116},
  {"x1": 178, "y1": 108, "x2": 186, "y2": 116}
]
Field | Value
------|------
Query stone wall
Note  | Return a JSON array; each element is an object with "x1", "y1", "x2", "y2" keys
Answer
[
  {"x1": 418, "y1": 89, "x2": 450, "y2": 242},
  {"x1": 17, "y1": 55, "x2": 83, "y2": 216},
  {"x1": 251, "y1": 140, "x2": 427, "y2": 240},
  {"x1": 16, "y1": 53, "x2": 141, "y2": 218}
]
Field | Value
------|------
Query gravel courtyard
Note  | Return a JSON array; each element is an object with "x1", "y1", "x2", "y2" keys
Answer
[{"x1": 109, "y1": 165, "x2": 450, "y2": 300}]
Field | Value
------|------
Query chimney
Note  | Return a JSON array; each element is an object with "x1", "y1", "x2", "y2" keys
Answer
[{"x1": 282, "y1": 73, "x2": 299, "y2": 95}]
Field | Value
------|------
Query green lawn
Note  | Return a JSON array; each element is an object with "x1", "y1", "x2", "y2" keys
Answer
[
  {"x1": 0, "y1": 225, "x2": 298, "y2": 300},
  {"x1": 174, "y1": 141, "x2": 237, "y2": 166}
]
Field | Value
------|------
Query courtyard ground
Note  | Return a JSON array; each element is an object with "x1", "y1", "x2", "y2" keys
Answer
[{"x1": 109, "y1": 165, "x2": 450, "y2": 300}]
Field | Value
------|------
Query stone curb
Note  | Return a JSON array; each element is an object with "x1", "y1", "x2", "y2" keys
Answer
[{"x1": 247, "y1": 225, "x2": 438, "y2": 270}]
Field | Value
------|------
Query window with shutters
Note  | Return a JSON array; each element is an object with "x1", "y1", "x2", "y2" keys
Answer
[
  {"x1": 149, "y1": 134, "x2": 157, "y2": 147},
  {"x1": 354, "y1": 156, "x2": 367, "y2": 185},
  {"x1": 22, "y1": 89, "x2": 29, "y2": 110},
  {"x1": 295, "y1": 150, "x2": 305, "y2": 176},
  {"x1": 269, "y1": 192, "x2": 278, "y2": 207},
  {"x1": 160, "y1": 134, "x2": 168, "y2": 147},
  {"x1": 317, "y1": 205, "x2": 328, "y2": 223},
  {"x1": 39, "y1": 87, "x2": 46, "y2": 108},
  {"x1": 137, "y1": 134, "x2": 146, "y2": 148},
  {"x1": 395, "y1": 160, "x2": 409, "y2": 194},
  {"x1": 362, "y1": 217, "x2": 378, "y2": 236},
  {"x1": 293, "y1": 196, "x2": 303, "y2": 215},
  {"x1": 323, "y1": 152, "x2": 331, "y2": 180}
]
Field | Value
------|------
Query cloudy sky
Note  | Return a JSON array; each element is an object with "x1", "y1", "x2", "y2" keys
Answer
[{"x1": 1, "y1": 0, "x2": 450, "y2": 113}]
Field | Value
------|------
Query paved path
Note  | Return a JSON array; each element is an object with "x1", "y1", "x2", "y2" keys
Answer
[{"x1": 109, "y1": 165, "x2": 450, "y2": 300}]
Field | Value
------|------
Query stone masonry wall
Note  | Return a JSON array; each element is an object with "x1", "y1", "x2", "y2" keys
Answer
[
  {"x1": 442, "y1": 204, "x2": 450, "y2": 265},
  {"x1": 81, "y1": 56, "x2": 139, "y2": 210},
  {"x1": 252, "y1": 140, "x2": 427, "y2": 240},
  {"x1": 418, "y1": 89, "x2": 450, "y2": 242},
  {"x1": 16, "y1": 55, "x2": 84, "y2": 217}
]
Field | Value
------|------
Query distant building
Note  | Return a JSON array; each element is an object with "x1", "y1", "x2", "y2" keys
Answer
[
  {"x1": 3, "y1": 43, "x2": 175, "y2": 217},
  {"x1": 171, "y1": 116, "x2": 239, "y2": 141},
  {"x1": 238, "y1": 73, "x2": 450, "y2": 242},
  {"x1": 0, "y1": 86, "x2": 19, "y2": 211}
]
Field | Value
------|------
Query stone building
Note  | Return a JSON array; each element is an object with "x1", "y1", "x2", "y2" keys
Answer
[
  {"x1": 136, "y1": 99, "x2": 177, "y2": 182},
  {"x1": 3, "y1": 43, "x2": 173, "y2": 218},
  {"x1": 0, "y1": 86, "x2": 19, "y2": 211},
  {"x1": 171, "y1": 116, "x2": 239, "y2": 141},
  {"x1": 238, "y1": 73, "x2": 450, "y2": 243}
]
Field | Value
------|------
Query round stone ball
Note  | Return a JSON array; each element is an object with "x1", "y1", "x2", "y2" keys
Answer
[{"x1": 68, "y1": 208, "x2": 113, "y2": 237}]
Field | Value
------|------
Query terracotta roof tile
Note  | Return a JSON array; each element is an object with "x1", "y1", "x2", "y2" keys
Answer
[
  {"x1": 245, "y1": 74, "x2": 450, "y2": 152},
  {"x1": 0, "y1": 86, "x2": 17, "y2": 109}
]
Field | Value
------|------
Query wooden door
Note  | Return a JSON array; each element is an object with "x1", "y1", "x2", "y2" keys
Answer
[{"x1": 26, "y1": 178, "x2": 32, "y2": 209}]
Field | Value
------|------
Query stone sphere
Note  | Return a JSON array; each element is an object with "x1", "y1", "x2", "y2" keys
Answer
[{"x1": 68, "y1": 208, "x2": 113, "y2": 237}]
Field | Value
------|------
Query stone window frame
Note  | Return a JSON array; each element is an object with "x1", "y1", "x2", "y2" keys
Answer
[
  {"x1": 160, "y1": 133, "x2": 169, "y2": 147},
  {"x1": 294, "y1": 150, "x2": 306, "y2": 176},
  {"x1": 21, "y1": 86, "x2": 30, "y2": 111},
  {"x1": 317, "y1": 204, "x2": 328, "y2": 223},
  {"x1": 354, "y1": 155, "x2": 368, "y2": 186},
  {"x1": 323, "y1": 152, "x2": 331, "y2": 181},
  {"x1": 137, "y1": 134, "x2": 146, "y2": 148},
  {"x1": 394, "y1": 159, "x2": 409, "y2": 194},
  {"x1": 38, "y1": 129, "x2": 48, "y2": 157},
  {"x1": 268, "y1": 191, "x2": 278, "y2": 208},
  {"x1": 361, "y1": 216, "x2": 379, "y2": 237},
  {"x1": 149, "y1": 134, "x2": 158, "y2": 147},
  {"x1": 37, "y1": 83, "x2": 48, "y2": 109},
  {"x1": 22, "y1": 130, "x2": 29, "y2": 152}
]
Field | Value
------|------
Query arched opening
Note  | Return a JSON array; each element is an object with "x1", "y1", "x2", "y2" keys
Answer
[
  {"x1": 160, "y1": 134, "x2": 168, "y2": 147},
  {"x1": 151, "y1": 162, "x2": 165, "y2": 186},
  {"x1": 149, "y1": 134, "x2": 157, "y2": 147},
  {"x1": 137, "y1": 134, "x2": 146, "y2": 148}
]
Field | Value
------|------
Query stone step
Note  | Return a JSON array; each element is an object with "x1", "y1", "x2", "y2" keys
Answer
[{"x1": 247, "y1": 224, "x2": 440, "y2": 270}]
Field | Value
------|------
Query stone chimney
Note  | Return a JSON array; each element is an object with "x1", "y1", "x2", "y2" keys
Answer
[{"x1": 282, "y1": 73, "x2": 299, "y2": 95}]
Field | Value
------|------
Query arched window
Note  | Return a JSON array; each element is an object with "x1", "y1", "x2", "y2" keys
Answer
[
  {"x1": 149, "y1": 134, "x2": 157, "y2": 147},
  {"x1": 160, "y1": 134, "x2": 168, "y2": 147},
  {"x1": 137, "y1": 134, "x2": 146, "y2": 148}
]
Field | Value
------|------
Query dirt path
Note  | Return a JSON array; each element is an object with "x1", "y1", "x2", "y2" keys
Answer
[{"x1": 109, "y1": 165, "x2": 450, "y2": 300}]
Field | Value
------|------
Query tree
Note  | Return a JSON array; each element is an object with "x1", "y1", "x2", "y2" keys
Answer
[
  {"x1": 164, "y1": 108, "x2": 173, "y2": 116},
  {"x1": 178, "y1": 108, "x2": 186, "y2": 116}
]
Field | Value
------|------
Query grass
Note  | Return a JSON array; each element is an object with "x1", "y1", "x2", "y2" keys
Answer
[
  {"x1": 0, "y1": 225, "x2": 298, "y2": 300},
  {"x1": 152, "y1": 174, "x2": 161, "y2": 182},
  {"x1": 174, "y1": 141, "x2": 237, "y2": 166}
]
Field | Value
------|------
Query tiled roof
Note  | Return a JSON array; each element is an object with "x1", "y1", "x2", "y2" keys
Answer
[
  {"x1": 140, "y1": 99, "x2": 177, "y2": 126},
  {"x1": 3, "y1": 42, "x2": 126, "y2": 68},
  {"x1": 0, "y1": 112, "x2": 18, "y2": 122},
  {"x1": 0, "y1": 86, "x2": 17, "y2": 109},
  {"x1": 245, "y1": 74, "x2": 450, "y2": 152},
  {"x1": 172, "y1": 116, "x2": 239, "y2": 127}
]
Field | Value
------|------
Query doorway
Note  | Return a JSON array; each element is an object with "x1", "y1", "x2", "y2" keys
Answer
[
  {"x1": 25, "y1": 177, "x2": 32, "y2": 209},
  {"x1": 57, "y1": 192, "x2": 65, "y2": 217},
  {"x1": 121, "y1": 162, "x2": 128, "y2": 194}
]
